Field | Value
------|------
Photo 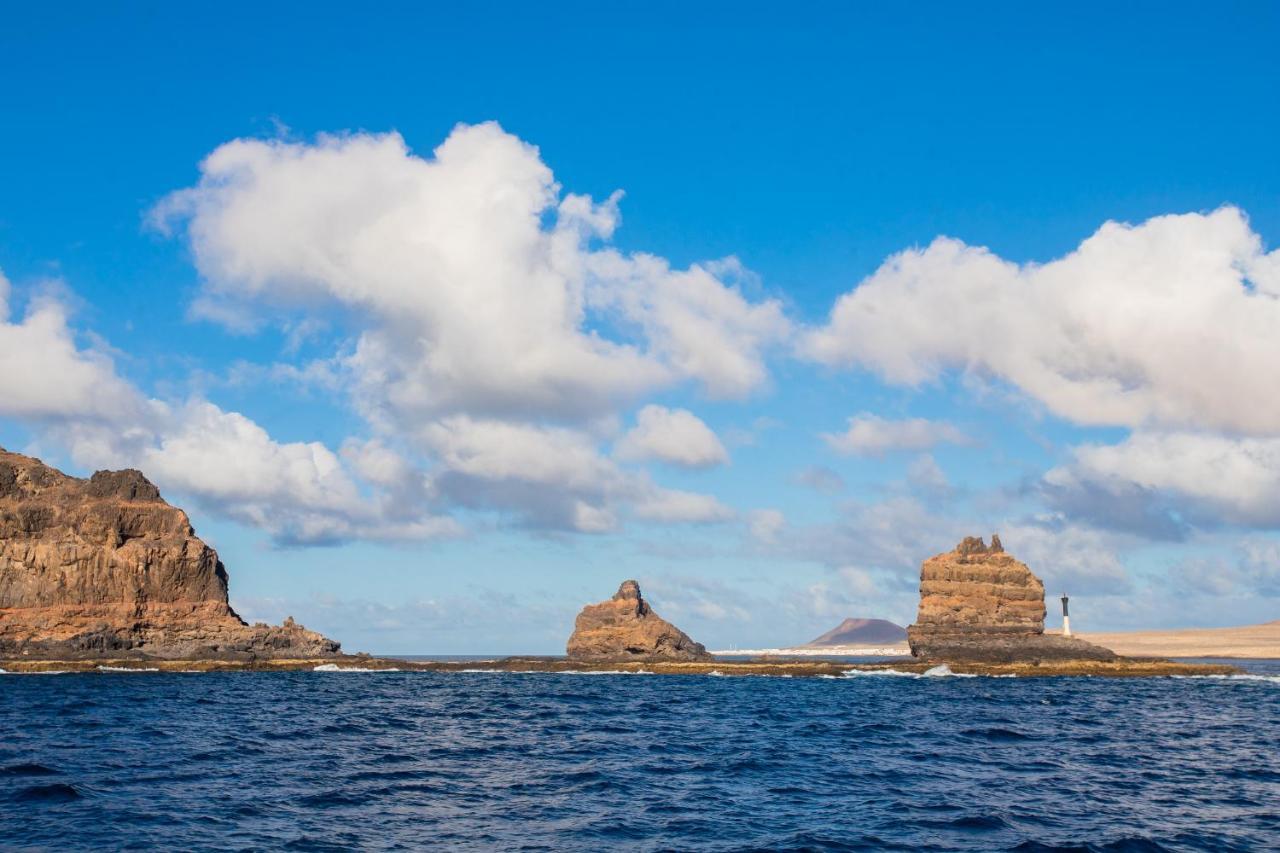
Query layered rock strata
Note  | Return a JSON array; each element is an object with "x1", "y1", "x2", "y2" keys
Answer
[
  {"x1": 566, "y1": 580, "x2": 711, "y2": 661},
  {"x1": 0, "y1": 448, "x2": 339, "y2": 660},
  {"x1": 906, "y1": 535, "x2": 1115, "y2": 663}
]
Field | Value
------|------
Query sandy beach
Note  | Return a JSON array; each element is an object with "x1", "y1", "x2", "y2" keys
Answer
[{"x1": 1074, "y1": 621, "x2": 1280, "y2": 659}]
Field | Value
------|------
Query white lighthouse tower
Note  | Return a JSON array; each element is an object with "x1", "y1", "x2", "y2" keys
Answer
[{"x1": 1061, "y1": 593, "x2": 1071, "y2": 637}]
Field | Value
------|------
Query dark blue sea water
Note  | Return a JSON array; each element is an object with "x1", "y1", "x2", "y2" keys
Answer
[{"x1": 3, "y1": 660, "x2": 1279, "y2": 851}]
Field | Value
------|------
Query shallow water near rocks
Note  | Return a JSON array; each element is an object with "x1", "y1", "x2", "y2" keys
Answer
[{"x1": 3, "y1": 660, "x2": 1278, "y2": 851}]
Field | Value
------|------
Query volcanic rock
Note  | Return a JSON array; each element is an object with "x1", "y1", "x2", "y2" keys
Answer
[
  {"x1": 906, "y1": 535, "x2": 1116, "y2": 663},
  {"x1": 566, "y1": 580, "x2": 711, "y2": 661},
  {"x1": 0, "y1": 447, "x2": 340, "y2": 660},
  {"x1": 805, "y1": 618, "x2": 907, "y2": 647}
]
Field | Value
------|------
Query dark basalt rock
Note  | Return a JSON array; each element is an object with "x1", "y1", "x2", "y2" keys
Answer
[{"x1": 85, "y1": 469, "x2": 162, "y2": 502}]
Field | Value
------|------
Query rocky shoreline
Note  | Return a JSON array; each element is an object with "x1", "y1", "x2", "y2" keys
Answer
[
  {"x1": 0, "y1": 450, "x2": 1256, "y2": 679},
  {"x1": 0, "y1": 654, "x2": 1242, "y2": 678}
]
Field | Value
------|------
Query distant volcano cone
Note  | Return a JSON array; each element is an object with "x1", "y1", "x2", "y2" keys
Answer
[{"x1": 805, "y1": 618, "x2": 907, "y2": 647}]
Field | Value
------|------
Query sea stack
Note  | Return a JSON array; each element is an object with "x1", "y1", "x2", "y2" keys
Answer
[
  {"x1": 0, "y1": 447, "x2": 340, "y2": 660},
  {"x1": 906, "y1": 535, "x2": 1116, "y2": 663},
  {"x1": 566, "y1": 580, "x2": 712, "y2": 661}
]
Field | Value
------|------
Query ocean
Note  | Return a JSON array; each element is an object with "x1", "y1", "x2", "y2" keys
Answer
[{"x1": 3, "y1": 660, "x2": 1278, "y2": 851}]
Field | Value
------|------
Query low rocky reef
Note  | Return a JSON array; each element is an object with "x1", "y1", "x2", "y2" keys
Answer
[
  {"x1": 566, "y1": 580, "x2": 711, "y2": 662},
  {"x1": 0, "y1": 656, "x2": 1241, "y2": 678},
  {"x1": 907, "y1": 535, "x2": 1117, "y2": 664},
  {"x1": 0, "y1": 448, "x2": 339, "y2": 661}
]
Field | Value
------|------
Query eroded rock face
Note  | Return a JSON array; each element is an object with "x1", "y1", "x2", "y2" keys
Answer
[
  {"x1": 566, "y1": 580, "x2": 711, "y2": 661},
  {"x1": 906, "y1": 535, "x2": 1116, "y2": 663},
  {"x1": 0, "y1": 448, "x2": 339, "y2": 660}
]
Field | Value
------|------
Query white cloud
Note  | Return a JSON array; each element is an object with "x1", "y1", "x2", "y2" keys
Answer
[
  {"x1": 421, "y1": 416, "x2": 618, "y2": 491},
  {"x1": 615, "y1": 404, "x2": 729, "y2": 468},
  {"x1": 823, "y1": 413, "x2": 968, "y2": 456},
  {"x1": 996, "y1": 522, "x2": 1132, "y2": 595},
  {"x1": 633, "y1": 489, "x2": 734, "y2": 524},
  {"x1": 1045, "y1": 431, "x2": 1280, "y2": 529},
  {"x1": 0, "y1": 284, "x2": 146, "y2": 425},
  {"x1": 804, "y1": 207, "x2": 1280, "y2": 435},
  {"x1": 800, "y1": 567, "x2": 886, "y2": 623},
  {"x1": 795, "y1": 464, "x2": 845, "y2": 494},
  {"x1": 420, "y1": 415, "x2": 732, "y2": 531},
  {"x1": 59, "y1": 401, "x2": 460, "y2": 546},
  {"x1": 747, "y1": 508, "x2": 786, "y2": 544},
  {"x1": 906, "y1": 453, "x2": 950, "y2": 494},
  {"x1": 758, "y1": 495, "x2": 969, "y2": 579},
  {"x1": 144, "y1": 123, "x2": 786, "y2": 536},
  {"x1": 2, "y1": 120, "x2": 779, "y2": 544},
  {"x1": 0, "y1": 274, "x2": 454, "y2": 545},
  {"x1": 154, "y1": 123, "x2": 790, "y2": 427},
  {"x1": 585, "y1": 254, "x2": 790, "y2": 399}
]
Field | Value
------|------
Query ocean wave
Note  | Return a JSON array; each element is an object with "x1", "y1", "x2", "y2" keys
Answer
[
  {"x1": 11, "y1": 782, "x2": 81, "y2": 803},
  {"x1": 450, "y1": 668, "x2": 659, "y2": 676},
  {"x1": 843, "y1": 668, "x2": 920, "y2": 678},
  {"x1": 0, "y1": 669, "x2": 71, "y2": 675},
  {"x1": 549, "y1": 670, "x2": 655, "y2": 676},
  {"x1": 97, "y1": 666, "x2": 160, "y2": 672},
  {"x1": 5, "y1": 658, "x2": 1278, "y2": 849},
  {"x1": 842, "y1": 665, "x2": 988, "y2": 679},
  {"x1": 313, "y1": 664, "x2": 400, "y2": 672},
  {"x1": 924, "y1": 664, "x2": 978, "y2": 678}
]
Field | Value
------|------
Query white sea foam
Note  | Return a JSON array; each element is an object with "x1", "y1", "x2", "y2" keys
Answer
[
  {"x1": 97, "y1": 666, "x2": 160, "y2": 672},
  {"x1": 924, "y1": 664, "x2": 977, "y2": 678},
  {"x1": 0, "y1": 669, "x2": 71, "y2": 675},
  {"x1": 313, "y1": 664, "x2": 399, "y2": 672},
  {"x1": 842, "y1": 665, "x2": 985, "y2": 679},
  {"x1": 554, "y1": 670, "x2": 654, "y2": 676},
  {"x1": 454, "y1": 668, "x2": 654, "y2": 675},
  {"x1": 843, "y1": 668, "x2": 920, "y2": 678}
]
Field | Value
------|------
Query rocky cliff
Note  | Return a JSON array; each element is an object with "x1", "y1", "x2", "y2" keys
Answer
[
  {"x1": 0, "y1": 448, "x2": 339, "y2": 660},
  {"x1": 906, "y1": 535, "x2": 1115, "y2": 663},
  {"x1": 566, "y1": 580, "x2": 711, "y2": 661}
]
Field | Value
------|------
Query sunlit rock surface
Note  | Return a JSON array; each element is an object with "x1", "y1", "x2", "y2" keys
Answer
[
  {"x1": 0, "y1": 448, "x2": 339, "y2": 660},
  {"x1": 567, "y1": 580, "x2": 711, "y2": 661},
  {"x1": 907, "y1": 535, "x2": 1116, "y2": 663}
]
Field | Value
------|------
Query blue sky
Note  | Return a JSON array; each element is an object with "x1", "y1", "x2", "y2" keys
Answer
[{"x1": 2, "y1": 3, "x2": 1279, "y2": 653}]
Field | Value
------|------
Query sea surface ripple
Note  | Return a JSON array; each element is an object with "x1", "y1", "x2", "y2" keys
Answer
[{"x1": 2, "y1": 660, "x2": 1279, "y2": 851}]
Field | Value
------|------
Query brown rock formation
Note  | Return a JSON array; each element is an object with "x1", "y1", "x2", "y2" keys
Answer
[
  {"x1": 0, "y1": 447, "x2": 339, "y2": 660},
  {"x1": 566, "y1": 580, "x2": 711, "y2": 661},
  {"x1": 906, "y1": 535, "x2": 1116, "y2": 663}
]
